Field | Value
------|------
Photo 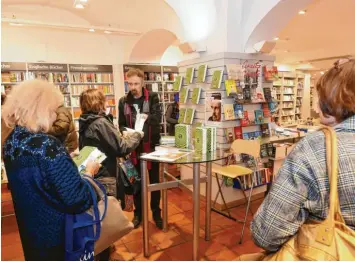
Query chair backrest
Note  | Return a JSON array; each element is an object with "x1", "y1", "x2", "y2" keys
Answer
[{"x1": 230, "y1": 139, "x2": 261, "y2": 159}]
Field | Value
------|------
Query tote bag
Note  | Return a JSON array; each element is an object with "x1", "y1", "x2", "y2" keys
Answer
[{"x1": 238, "y1": 126, "x2": 355, "y2": 261}]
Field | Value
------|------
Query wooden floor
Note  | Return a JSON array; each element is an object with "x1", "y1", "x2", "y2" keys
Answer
[{"x1": 1, "y1": 186, "x2": 264, "y2": 261}]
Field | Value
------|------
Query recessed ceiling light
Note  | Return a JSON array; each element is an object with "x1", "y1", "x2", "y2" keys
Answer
[
  {"x1": 80, "y1": 0, "x2": 88, "y2": 2},
  {"x1": 9, "y1": 22, "x2": 23, "y2": 26},
  {"x1": 298, "y1": 10, "x2": 306, "y2": 15},
  {"x1": 284, "y1": 50, "x2": 289, "y2": 53},
  {"x1": 89, "y1": 28, "x2": 95, "y2": 32},
  {"x1": 273, "y1": 37, "x2": 279, "y2": 41},
  {"x1": 75, "y1": 3, "x2": 84, "y2": 8},
  {"x1": 104, "y1": 30, "x2": 111, "y2": 34},
  {"x1": 320, "y1": 71, "x2": 325, "y2": 75}
]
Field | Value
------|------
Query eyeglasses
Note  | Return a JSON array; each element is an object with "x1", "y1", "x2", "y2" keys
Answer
[{"x1": 333, "y1": 58, "x2": 353, "y2": 69}]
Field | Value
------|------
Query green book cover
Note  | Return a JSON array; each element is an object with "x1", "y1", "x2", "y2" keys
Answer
[
  {"x1": 175, "y1": 124, "x2": 191, "y2": 149},
  {"x1": 194, "y1": 127, "x2": 207, "y2": 153},
  {"x1": 179, "y1": 87, "x2": 189, "y2": 104},
  {"x1": 173, "y1": 76, "x2": 183, "y2": 91},
  {"x1": 225, "y1": 79, "x2": 237, "y2": 96},
  {"x1": 197, "y1": 64, "x2": 207, "y2": 83},
  {"x1": 185, "y1": 67, "x2": 194, "y2": 84},
  {"x1": 73, "y1": 146, "x2": 106, "y2": 173},
  {"x1": 178, "y1": 108, "x2": 186, "y2": 124},
  {"x1": 210, "y1": 70, "x2": 223, "y2": 89},
  {"x1": 184, "y1": 108, "x2": 195, "y2": 125},
  {"x1": 205, "y1": 127, "x2": 213, "y2": 153},
  {"x1": 191, "y1": 87, "x2": 201, "y2": 104}
]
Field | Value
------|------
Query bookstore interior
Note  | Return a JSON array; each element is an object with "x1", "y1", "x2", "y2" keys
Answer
[{"x1": 1, "y1": 0, "x2": 355, "y2": 261}]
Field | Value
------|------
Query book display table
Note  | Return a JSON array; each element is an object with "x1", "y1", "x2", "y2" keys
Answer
[{"x1": 140, "y1": 149, "x2": 229, "y2": 260}]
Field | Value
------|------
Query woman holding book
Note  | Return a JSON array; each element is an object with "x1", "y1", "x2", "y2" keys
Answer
[
  {"x1": 251, "y1": 59, "x2": 355, "y2": 255},
  {"x1": 1, "y1": 79, "x2": 101, "y2": 260}
]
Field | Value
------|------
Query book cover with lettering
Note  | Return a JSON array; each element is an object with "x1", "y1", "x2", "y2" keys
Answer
[
  {"x1": 254, "y1": 109, "x2": 264, "y2": 124},
  {"x1": 195, "y1": 127, "x2": 207, "y2": 153},
  {"x1": 197, "y1": 65, "x2": 207, "y2": 83},
  {"x1": 179, "y1": 87, "x2": 189, "y2": 104},
  {"x1": 241, "y1": 111, "x2": 250, "y2": 127},
  {"x1": 173, "y1": 76, "x2": 183, "y2": 91},
  {"x1": 175, "y1": 124, "x2": 191, "y2": 149},
  {"x1": 178, "y1": 108, "x2": 186, "y2": 124},
  {"x1": 185, "y1": 67, "x2": 195, "y2": 84},
  {"x1": 210, "y1": 70, "x2": 223, "y2": 89},
  {"x1": 223, "y1": 104, "x2": 236, "y2": 120},
  {"x1": 260, "y1": 124, "x2": 270, "y2": 137},
  {"x1": 225, "y1": 128, "x2": 235, "y2": 143},
  {"x1": 234, "y1": 126, "x2": 243, "y2": 139},
  {"x1": 191, "y1": 87, "x2": 202, "y2": 104},
  {"x1": 184, "y1": 108, "x2": 195, "y2": 125},
  {"x1": 226, "y1": 64, "x2": 244, "y2": 80},
  {"x1": 225, "y1": 79, "x2": 237, "y2": 96},
  {"x1": 262, "y1": 103, "x2": 271, "y2": 117},
  {"x1": 234, "y1": 104, "x2": 244, "y2": 119}
]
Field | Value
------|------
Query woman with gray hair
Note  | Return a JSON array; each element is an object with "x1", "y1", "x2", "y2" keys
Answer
[{"x1": 1, "y1": 79, "x2": 100, "y2": 260}]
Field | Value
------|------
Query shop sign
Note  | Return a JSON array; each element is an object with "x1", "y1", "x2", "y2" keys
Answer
[{"x1": 69, "y1": 64, "x2": 113, "y2": 72}]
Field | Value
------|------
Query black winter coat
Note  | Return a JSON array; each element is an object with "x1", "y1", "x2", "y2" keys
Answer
[{"x1": 79, "y1": 113, "x2": 141, "y2": 178}]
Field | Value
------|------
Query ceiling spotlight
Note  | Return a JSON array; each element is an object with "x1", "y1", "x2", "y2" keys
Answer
[
  {"x1": 320, "y1": 71, "x2": 325, "y2": 75},
  {"x1": 80, "y1": 0, "x2": 88, "y2": 2},
  {"x1": 273, "y1": 37, "x2": 279, "y2": 41},
  {"x1": 89, "y1": 28, "x2": 95, "y2": 32},
  {"x1": 104, "y1": 30, "x2": 111, "y2": 34},
  {"x1": 298, "y1": 10, "x2": 306, "y2": 15},
  {"x1": 75, "y1": 3, "x2": 84, "y2": 8}
]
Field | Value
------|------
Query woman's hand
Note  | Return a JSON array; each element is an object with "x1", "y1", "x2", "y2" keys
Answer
[{"x1": 85, "y1": 160, "x2": 100, "y2": 177}]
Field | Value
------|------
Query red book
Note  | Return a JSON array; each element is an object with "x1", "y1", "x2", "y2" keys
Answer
[{"x1": 234, "y1": 126, "x2": 243, "y2": 139}]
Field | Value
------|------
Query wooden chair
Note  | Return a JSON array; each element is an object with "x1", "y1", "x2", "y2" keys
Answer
[{"x1": 211, "y1": 139, "x2": 261, "y2": 244}]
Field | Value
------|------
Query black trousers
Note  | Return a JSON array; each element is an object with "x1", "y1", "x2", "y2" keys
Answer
[{"x1": 133, "y1": 161, "x2": 161, "y2": 218}]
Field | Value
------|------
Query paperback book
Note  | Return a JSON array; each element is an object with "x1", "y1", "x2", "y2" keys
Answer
[
  {"x1": 175, "y1": 124, "x2": 191, "y2": 149},
  {"x1": 191, "y1": 87, "x2": 202, "y2": 104},
  {"x1": 173, "y1": 76, "x2": 183, "y2": 91},
  {"x1": 197, "y1": 64, "x2": 207, "y2": 83},
  {"x1": 73, "y1": 146, "x2": 107, "y2": 174},
  {"x1": 178, "y1": 108, "x2": 186, "y2": 124},
  {"x1": 195, "y1": 127, "x2": 208, "y2": 153},
  {"x1": 185, "y1": 67, "x2": 195, "y2": 84},
  {"x1": 184, "y1": 108, "x2": 195, "y2": 125},
  {"x1": 254, "y1": 109, "x2": 265, "y2": 124},
  {"x1": 225, "y1": 79, "x2": 237, "y2": 96},
  {"x1": 210, "y1": 70, "x2": 223, "y2": 89},
  {"x1": 223, "y1": 104, "x2": 236, "y2": 120},
  {"x1": 234, "y1": 104, "x2": 244, "y2": 119},
  {"x1": 179, "y1": 87, "x2": 189, "y2": 104}
]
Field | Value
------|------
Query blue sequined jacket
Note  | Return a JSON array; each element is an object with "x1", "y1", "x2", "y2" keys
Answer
[{"x1": 3, "y1": 126, "x2": 92, "y2": 261}]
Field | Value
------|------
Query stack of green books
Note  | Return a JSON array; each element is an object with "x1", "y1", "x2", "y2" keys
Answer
[{"x1": 194, "y1": 126, "x2": 217, "y2": 153}]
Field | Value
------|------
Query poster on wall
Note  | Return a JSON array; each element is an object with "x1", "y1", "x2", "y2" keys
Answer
[{"x1": 206, "y1": 92, "x2": 222, "y2": 122}]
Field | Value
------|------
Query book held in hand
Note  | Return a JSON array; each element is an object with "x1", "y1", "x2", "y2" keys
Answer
[{"x1": 73, "y1": 146, "x2": 107, "y2": 174}]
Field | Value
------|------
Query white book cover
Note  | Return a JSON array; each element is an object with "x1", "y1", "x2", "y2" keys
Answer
[{"x1": 142, "y1": 150, "x2": 191, "y2": 162}]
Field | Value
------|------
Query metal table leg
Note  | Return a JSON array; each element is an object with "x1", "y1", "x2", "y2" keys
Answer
[
  {"x1": 192, "y1": 163, "x2": 200, "y2": 261},
  {"x1": 205, "y1": 162, "x2": 212, "y2": 241},
  {"x1": 141, "y1": 160, "x2": 149, "y2": 257},
  {"x1": 162, "y1": 163, "x2": 168, "y2": 232}
]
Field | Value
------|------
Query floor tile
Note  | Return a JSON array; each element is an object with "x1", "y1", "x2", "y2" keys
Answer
[
  {"x1": 150, "y1": 227, "x2": 186, "y2": 249},
  {"x1": 125, "y1": 238, "x2": 160, "y2": 259},
  {"x1": 135, "y1": 251, "x2": 172, "y2": 261},
  {"x1": 229, "y1": 240, "x2": 263, "y2": 256},
  {"x1": 206, "y1": 247, "x2": 238, "y2": 261},
  {"x1": 110, "y1": 244, "x2": 135, "y2": 261}
]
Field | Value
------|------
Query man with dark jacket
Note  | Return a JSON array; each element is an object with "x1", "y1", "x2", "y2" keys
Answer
[
  {"x1": 48, "y1": 106, "x2": 78, "y2": 153},
  {"x1": 118, "y1": 68, "x2": 163, "y2": 229}
]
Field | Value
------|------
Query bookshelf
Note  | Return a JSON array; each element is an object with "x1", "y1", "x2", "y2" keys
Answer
[
  {"x1": 1, "y1": 62, "x2": 117, "y2": 132},
  {"x1": 123, "y1": 64, "x2": 178, "y2": 135},
  {"x1": 1, "y1": 62, "x2": 27, "y2": 95},
  {"x1": 273, "y1": 72, "x2": 305, "y2": 126}
]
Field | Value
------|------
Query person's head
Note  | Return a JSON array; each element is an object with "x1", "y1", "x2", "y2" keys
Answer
[
  {"x1": 316, "y1": 59, "x2": 355, "y2": 125},
  {"x1": 2, "y1": 79, "x2": 64, "y2": 132},
  {"x1": 80, "y1": 89, "x2": 106, "y2": 114},
  {"x1": 210, "y1": 100, "x2": 221, "y2": 121},
  {"x1": 127, "y1": 68, "x2": 144, "y2": 98}
]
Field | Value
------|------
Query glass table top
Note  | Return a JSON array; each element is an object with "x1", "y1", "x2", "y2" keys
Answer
[{"x1": 140, "y1": 148, "x2": 230, "y2": 164}]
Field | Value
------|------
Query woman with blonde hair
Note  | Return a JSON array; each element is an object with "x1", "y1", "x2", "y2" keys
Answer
[
  {"x1": 1, "y1": 79, "x2": 100, "y2": 260},
  {"x1": 251, "y1": 59, "x2": 355, "y2": 253}
]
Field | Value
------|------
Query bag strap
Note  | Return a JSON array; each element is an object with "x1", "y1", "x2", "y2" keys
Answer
[{"x1": 316, "y1": 127, "x2": 345, "y2": 245}]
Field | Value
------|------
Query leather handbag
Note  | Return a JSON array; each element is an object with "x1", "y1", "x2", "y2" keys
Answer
[
  {"x1": 84, "y1": 176, "x2": 134, "y2": 255},
  {"x1": 238, "y1": 126, "x2": 355, "y2": 261}
]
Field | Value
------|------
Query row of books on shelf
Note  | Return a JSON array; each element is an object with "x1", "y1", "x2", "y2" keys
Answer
[
  {"x1": 71, "y1": 73, "x2": 113, "y2": 83},
  {"x1": 1, "y1": 72, "x2": 25, "y2": 82},
  {"x1": 283, "y1": 80, "x2": 296, "y2": 86},
  {"x1": 224, "y1": 124, "x2": 270, "y2": 143},
  {"x1": 174, "y1": 68, "x2": 223, "y2": 91},
  {"x1": 232, "y1": 168, "x2": 272, "y2": 190},
  {"x1": 124, "y1": 72, "x2": 178, "y2": 82},
  {"x1": 71, "y1": 85, "x2": 114, "y2": 95},
  {"x1": 159, "y1": 93, "x2": 176, "y2": 103},
  {"x1": 27, "y1": 72, "x2": 69, "y2": 83},
  {"x1": 283, "y1": 87, "x2": 294, "y2": 94},
  {"x1": 283, "y1": 101, "x2": 293, "y2": 108}
]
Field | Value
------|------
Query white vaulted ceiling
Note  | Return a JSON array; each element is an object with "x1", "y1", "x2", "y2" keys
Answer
[{"x1": 271, "y1": 0, "x2": 355, "y2": 71}]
